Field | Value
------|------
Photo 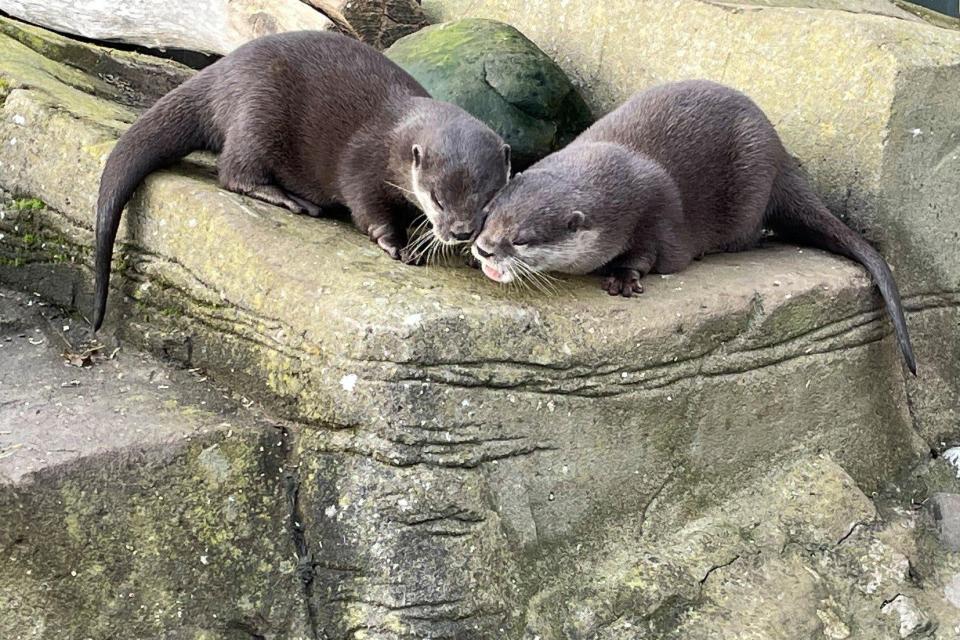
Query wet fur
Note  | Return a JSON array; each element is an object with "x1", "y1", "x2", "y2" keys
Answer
[
  {"x1": 476, "y1": 80, "x2": 916, "y2": 374},
  {"x1": 94, "y1": 31, "x2": 508, "y2": 330}
]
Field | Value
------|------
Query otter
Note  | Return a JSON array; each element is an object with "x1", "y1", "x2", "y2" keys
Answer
[
  {"x1": 473, "y1": 80, "x2": 916, "y2": 374},
  {"x1": 93, "y1": 30, "x2": 510, "y2": 330}
]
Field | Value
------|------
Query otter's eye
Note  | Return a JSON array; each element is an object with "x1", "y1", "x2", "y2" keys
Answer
[
  {"x1": 430, "y1": 191, "x2": 444, "y2": 211},
  {"x1": 513, "y1": 238, "x2": 532, "y2": 247}
]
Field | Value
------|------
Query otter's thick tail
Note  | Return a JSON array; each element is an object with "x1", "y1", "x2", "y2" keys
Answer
[
  {"x1": 93, "y1": 78, "x2": 215, "y2": 330},
  {"x1": 766, "y1": 161, "x2": 916, "y2": 375}
]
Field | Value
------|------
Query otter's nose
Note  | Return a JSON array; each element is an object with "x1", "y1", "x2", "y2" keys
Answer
[
  {"x1": 475, "y1": 244, "x2": 493, "y2": 258},
  {"x1": 451, "y1": 230, "x2": 472, "y2": 241}
]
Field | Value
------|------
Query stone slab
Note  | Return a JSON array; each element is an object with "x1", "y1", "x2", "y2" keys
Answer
[{"x1": 0, "y1": 285, "x2": 311, "y2": 638}]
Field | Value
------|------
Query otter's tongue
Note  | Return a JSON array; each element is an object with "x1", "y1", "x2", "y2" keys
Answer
[{"x1": 482, "y1": 264, "x2": 503, "y2": 282}]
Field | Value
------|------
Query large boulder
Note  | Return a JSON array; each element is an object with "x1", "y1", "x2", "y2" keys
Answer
[
  {"x1": 386, "y1": 18, "x2": 593, "y2": 168},
  {"x1": 0, "y1": 11, "x2": 953, "y2": 639}
]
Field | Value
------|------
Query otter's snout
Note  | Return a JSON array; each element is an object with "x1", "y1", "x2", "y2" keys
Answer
[
  {"x1": 446, "y1": 220, "x2": 475, "y2": 243},
  {"x1": 435, "y1": 216, "x2": 484, "y2": 245},
  {"x1": 471, "y1": 237, "x2": 514, "y2": 283}
]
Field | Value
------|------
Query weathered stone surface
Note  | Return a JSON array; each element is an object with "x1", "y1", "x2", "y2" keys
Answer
[
  {"x1": 386, "y1": 19, "x2": 593, "y2": 168},
  {"x1": 420, "y1": 0, "x2": 960, "y2": 446},
  {"x1": 0, "y1": 13, "x2": 952, "y2": 638},
  {"x1": 0, "y1": 0, "x2": 336, "y2": 55},
  {"x1": 0, "y1": 0, "x2": 429, "y2": 54},
  {"x1": 928, "y1": 493, "x2": 960, "y2": 551},
  {"x1": 338, "y1": 0, "x2": 431, "y2": 49},
  {"x1": 522, "y1": 455, "x2": 960, "y2": 639},
  {"x1": 0, "y1": 17, "x2": 193, "y2": 109},
  {"x1": 882, "y1": 595, "x2": 936, "y2": 638},
  {"x1": 736, "y1": 0, "x2": 922, "y2": 17},
  {"x1": 0, "y1": 287, "x2": 309, "y2": 638}
]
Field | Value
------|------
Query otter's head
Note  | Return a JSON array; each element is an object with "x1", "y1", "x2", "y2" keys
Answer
[
  {"x1": 409, "y1": 118, "x2": 511, "y2": 244},
  {"x1": 472, "y1": 170, "x2": 608, "y2": 284}
]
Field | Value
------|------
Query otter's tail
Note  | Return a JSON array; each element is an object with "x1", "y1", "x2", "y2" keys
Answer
[
  {"x1": 765, "y1": 160, "x2": 916, "y2": 375},
  {"x1": 93, "y1": 77, "x2": 215, "y2": 331}
]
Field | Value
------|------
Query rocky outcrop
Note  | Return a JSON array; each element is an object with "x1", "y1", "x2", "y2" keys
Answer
[
  {"x1": 1, "y1": 8, "x2": 959, "y2": 638},
  {"x1": 420, "y1": 0, "x2": 960, "y2": 447},
  {"x1": 386, "y1": 19, "x2": 593, "y2": 168}
]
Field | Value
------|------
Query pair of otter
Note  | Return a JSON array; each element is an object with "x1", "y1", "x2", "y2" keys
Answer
[{"x1": 94, "y1": 32, "x2": 915, "y2": 374}]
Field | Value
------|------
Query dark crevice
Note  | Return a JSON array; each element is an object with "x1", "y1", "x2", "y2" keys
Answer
[
  {"x1": 225, "y1": 620, "x2": 267, "y2": 640},
  {"x1": 0, "y1": 9, "x2": 218, "y2": 70},
  {"x1": 836, "y1": 521, "x2": 869, "y2": 546},
  {"x1": 881, "y1": 592, "x2": 904, "y2": 609},
  {"x1": 639, "y1": 471, "x2": 675, "y2": 536},
  {"x1": 698, "y1": 554, "x2": 741, "y2": 587},
  {"x1": 285, "y1": 466, "x2": 323, "y2": 640}
]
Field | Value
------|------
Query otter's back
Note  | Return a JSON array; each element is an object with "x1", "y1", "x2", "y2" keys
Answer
[
  {"x1": 206, "y1": 31, "x2": 430, "y2": 198},
  {"x1": 580, "y1": 80, "x2": 786, "y2": 240}
]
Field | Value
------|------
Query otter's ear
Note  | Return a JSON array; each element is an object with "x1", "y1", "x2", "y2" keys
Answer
[
  {"x1": 502, "y1": 144, "x2": 512, "y2": 176},
  {"x1": 567, "y1": 210, "x2": 586, "y2": 232},
  {"x1": 412, "y1": 144, "x2": 423, "y2": 169}
]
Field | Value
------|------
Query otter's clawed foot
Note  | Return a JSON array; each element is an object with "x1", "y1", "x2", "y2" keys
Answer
[
  {"x1": 241, "y1": 185, "x2": 322, "y2": 216},
  {"x1": 375, "y1": 235, "x2": 405, "y2": 260},
  {"x1": 289, "y1": 194, "x2": 323, "y2": 218},
  {"x1": 368, "y1": 222, "x2": 408, "y2": 261},
  {"x1": 601, "y1": 268, "x2": 644, "y2": 297},
  {"x1": 283, "y1": 201, "x2": 307, "y2": 216},
  {"x1": 399, "y1": 244, "x2": 427, "y2": 266}
]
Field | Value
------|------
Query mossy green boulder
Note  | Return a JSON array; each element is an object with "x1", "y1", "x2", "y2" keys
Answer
[{"x1": 386, "y1": 18, "x2": 593, "y2": 168}]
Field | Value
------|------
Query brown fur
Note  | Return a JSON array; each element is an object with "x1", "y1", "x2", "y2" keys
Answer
[
  {"x1": 94, "y1": 30, "x2": 509, "y2": 330},
  {"x1": 474, "y1": 80, "x2": 916, "y2": 374}
]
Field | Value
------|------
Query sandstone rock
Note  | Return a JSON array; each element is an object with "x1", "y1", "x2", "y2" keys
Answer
[
  {"x1": 0, "y1": 286, "x2": 308, "y2": 638},
  {"x1": 944, "y1": 573, "x2": 960, "y2": 609},
  {"x1": 526, "y1": 456, "x2": 956, "y2": 639},
  {"x1": 0, "y1": 14, "x2": 945, "y2": 638},
  {"x1": 421, "y1": 0, "x2": 960, "y2": 446},
  {"x1": 386, "y1": 18, "x2": 593, "y2": 168}
]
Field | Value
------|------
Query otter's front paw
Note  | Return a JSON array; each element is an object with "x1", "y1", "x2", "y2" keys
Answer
[
  {"x1": 464, "y1": 254, "x2": 481, "y2": 270},
  {"x1": 375, "y1": 235, "x2": 405, "y2": 261},
  {"x1": 399, "y1": 244, "x2": 427, "y2": 266},
  {"x1": 601, "y1": 269, "x2": 644, "y2": 297}
]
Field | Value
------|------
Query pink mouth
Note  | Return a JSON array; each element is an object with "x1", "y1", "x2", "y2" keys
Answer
[{"x1": 482, "y1": 264, "x2": 503, "y2": 282}]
